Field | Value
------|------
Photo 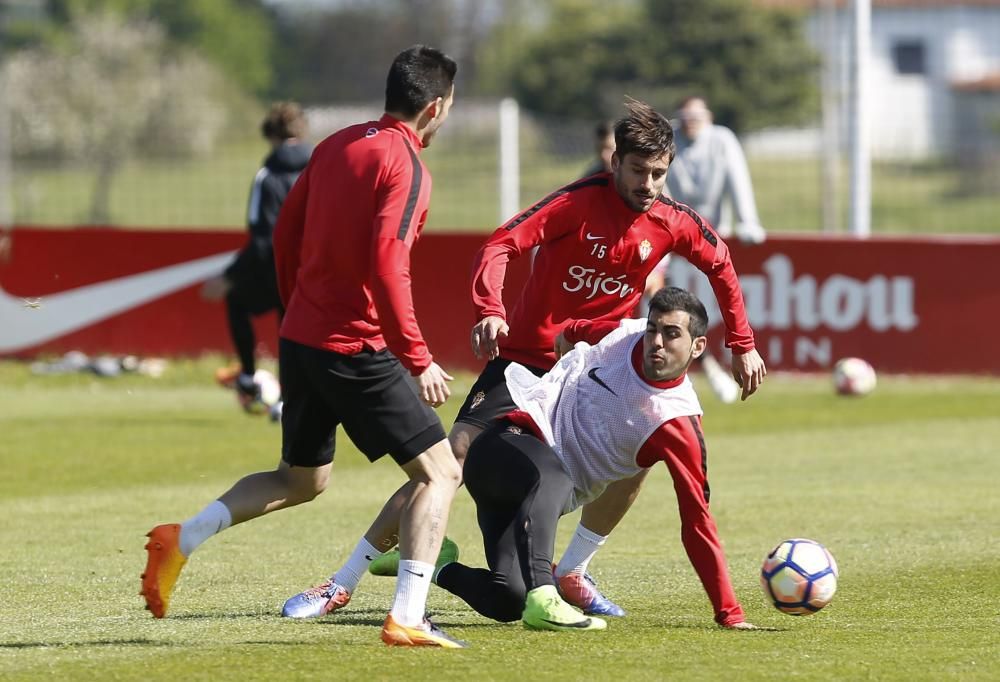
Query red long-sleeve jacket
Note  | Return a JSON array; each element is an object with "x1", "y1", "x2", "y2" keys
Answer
[
  {"x1": 274, "y1": 114, "x2": 434, "y2": 374},
  {"x1": 471, "y1": 173, "x2": 755, "y2": 371}
]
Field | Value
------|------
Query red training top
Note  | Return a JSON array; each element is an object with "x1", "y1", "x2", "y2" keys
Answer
[
  {"x1": 471, "y1": 173, "x2": 754, "y2": 370},
  {"x1": 274, "y1": 114, "x2": 434, "y2": 374}
]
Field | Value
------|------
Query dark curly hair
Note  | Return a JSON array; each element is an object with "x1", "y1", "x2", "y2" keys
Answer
[
  {"x1": 614, "y1": 97, "x2": 675, "y2": 163},
  {"x1": 261, "y1": 101, "x2": 307, "y2": 141}
]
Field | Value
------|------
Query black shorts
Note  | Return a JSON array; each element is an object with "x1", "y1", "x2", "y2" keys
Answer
[
  {"x1": 455, "y1": 358, "x2": 547, "y2": 429},
  {"x1": 278, "y1": 339, "x2": 446, "y2": 468}
]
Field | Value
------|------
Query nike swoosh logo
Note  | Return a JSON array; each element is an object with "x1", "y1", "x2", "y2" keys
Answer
[
  {"x1": 404, "y1": 569, "x2": 426, "y2": 578},
  {"x1": 587, "y1": 367, "x2": 618, "y2": 396},
  {"x1": 541, "y1": 617, "x2": 594, "y2": 628},
  {"x1": 0, "y1": 251, "x2": 235, "y2": 353},
  {"x1": 364, "y1": 555, "x2": 374, "y2": 561},
  {"x1": 585, "y1": 233, "x2": 603, "y2": 240}
]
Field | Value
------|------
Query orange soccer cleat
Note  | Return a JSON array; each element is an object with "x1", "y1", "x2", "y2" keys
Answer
[
  {"x1": 140, "y1": 524, "x2": 188, "y2": 618},
  {"x1": 381, "y1": 614, "x2": 466, "y2": 648},
  {"x1": 214, "y1": 365, "x2": 240, "y2": 390}
]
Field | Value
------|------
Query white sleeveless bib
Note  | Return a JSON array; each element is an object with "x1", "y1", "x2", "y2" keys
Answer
[{"x1": 506, "y1": 318, "x2": 702, "y2": 508}]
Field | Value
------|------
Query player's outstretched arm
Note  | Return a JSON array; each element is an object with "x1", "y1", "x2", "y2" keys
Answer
[
  {"x1": 470, "y1": 316, "x2": 509, "y2": 361},
  {"x1": 416, "y1": 362, "x2": 453, "y2": 408},
  {"x1": 731, "y1": 348, "x2": 767, "y2": 401}
]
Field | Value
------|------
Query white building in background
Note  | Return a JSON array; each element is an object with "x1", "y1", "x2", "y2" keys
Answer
[{"x1": 758, "y1": 0, "x2": 1000, "y2": 159}]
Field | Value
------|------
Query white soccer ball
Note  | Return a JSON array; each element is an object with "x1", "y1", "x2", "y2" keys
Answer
[
  {"x1": 832, "y1": 357, "x2": 876, "y2": 396},
  {"x1": 253, "y1": 369, "x2": 282, "y2": 408},
  {"x1": 760, "y1": 538, "x2": 839, "y2": 616}
]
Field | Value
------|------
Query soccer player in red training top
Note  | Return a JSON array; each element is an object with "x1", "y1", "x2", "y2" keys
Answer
[
  {"x1": 282, "y1": 97, "x2": 764, "y2": 620},
  {"x1": 450, "y1": 98, "x2": 766, "y2": 616},
  {"x1": 435, "y1": 287, "x2": 758, "y2": 631},
  {"x1": 140, "y1": 45, "x2": 466, "y2": 649}
]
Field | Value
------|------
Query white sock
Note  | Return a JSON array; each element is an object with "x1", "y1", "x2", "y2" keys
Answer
[
  {"x1": 555, "y1": 524, "x2": 607, "y2": 578},
  {"x1": 178, "y1": 500, "x2": 232, "y2": 556},
  {"x1": 389, "y1": 560, "x2": 434, "y2": 627},
  {"x1": 332, "y1": 538, "x2": 382, "y2": 593}
]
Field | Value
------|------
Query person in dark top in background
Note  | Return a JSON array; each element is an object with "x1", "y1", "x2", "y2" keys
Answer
[{"x1": 203, "y1": 102, "x2": 312, "y2": 413}]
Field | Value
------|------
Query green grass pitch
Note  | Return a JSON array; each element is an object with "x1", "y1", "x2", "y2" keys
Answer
[{"x1": 0, "y1": 359, "x2": 997, "y2": 680}]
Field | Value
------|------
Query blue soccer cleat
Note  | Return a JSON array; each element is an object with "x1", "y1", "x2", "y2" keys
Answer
[
  {"x1": 556, "y1": 571, "x2": 626, "y2": 617},
  {"x1": 281, "y1": 579, "x2": 351, "y2": 619}
]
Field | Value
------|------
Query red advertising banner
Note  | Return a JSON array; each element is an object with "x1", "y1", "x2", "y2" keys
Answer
[
  {"x1": 0, "y1": 228, "x2": 530, "y2": 367},
  {"x1": 1, "y1": 227, "x2": 997, "y2": 374},
  {"x1": 669, "y1": 235, "x2": 1000, "y2": 374}
]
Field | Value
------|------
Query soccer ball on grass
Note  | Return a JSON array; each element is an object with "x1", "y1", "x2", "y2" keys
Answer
[
  {"x1": 236, "y1": 369, "x2": 282, "y2": 416},
  {"x1": 832, "y1": 357, "x2": 876, "y2": 396},
  {"x1": 760, "y1": 538, "x2": 838, "y2": 615},
  {"x1": 253, "y1": 369, "x2": 282, "y2": 408}
]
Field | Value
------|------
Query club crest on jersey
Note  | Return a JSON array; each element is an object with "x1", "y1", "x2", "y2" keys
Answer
[
  {"x1": 639, "y1": 239, "x2": 653, "y2": 262},
  {"x1": 470, "y1": 391, "x2": 486, "y2": 410}
]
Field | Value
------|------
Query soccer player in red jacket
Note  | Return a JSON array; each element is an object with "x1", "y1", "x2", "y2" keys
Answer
[
  {"x1": 455, "y1": 98, "x2": 766, "y2": 616},
  {"x1": 140, "y1": 46, "x2": 466, "y2": 649},
  {"x1": 283, "y1": 98, "x2": 764, "y2": 621}
]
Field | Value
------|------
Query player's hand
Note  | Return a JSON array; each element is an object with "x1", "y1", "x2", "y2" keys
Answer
[
  {"x1": 416, "y1": 362, "x2": 453, "y2": 407},
  {"x1": 734, "y1": 222, "x2": 767, "y2": 245},
  {"x1": 471, "y1": 316, "x2": 510, "y2": 360},
  {"x1": 731, "y1": 348, "x2": 766, "y2": 401},
  {"x1": 200, "y1": 275, "x2": 231, "y2": 301},
  {"x1": 553, "y1": 331, "x2": 574, "y2": 359}
]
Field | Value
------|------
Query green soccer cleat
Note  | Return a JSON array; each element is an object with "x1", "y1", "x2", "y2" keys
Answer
[
  {"x1": 522, "y1": 585, "x2": 608, "y2": 632},
  {"x1": 368, "y1": 537, "x2": 459, "y2": 579},
  {"x1": 368, "y1": 548, "x2": 399, "y2": 576}
]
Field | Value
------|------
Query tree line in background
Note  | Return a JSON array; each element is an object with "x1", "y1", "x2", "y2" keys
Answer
[
  {"x1": 0, "y1": 0, "x2": 272, "y2": 221},
  {"x1": 267, "y1": 0, "x2": 818, "y2": 132},
  {"x1": 481, "y1": 0, "x2": 818, "y2": 132},
  {"x1": 0, "y1": 0, "x2": 817, "y2": 222},
  {"x1": 2, "y1": 0, "x2": 818, "y2": 127}
]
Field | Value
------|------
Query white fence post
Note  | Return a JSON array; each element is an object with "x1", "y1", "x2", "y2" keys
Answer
[
  {"x1": 849, "y1": 0, "x2": 871, "y2": 237},
  {"x1": 498, "y1": 97, "x2": 520, "y2": 224},
  {"x1": 0, "y1": 65, "x2": 12, "y2": 230},
  {"x1": 820, "y1": 0, "x2": 841, "y2": 233}
]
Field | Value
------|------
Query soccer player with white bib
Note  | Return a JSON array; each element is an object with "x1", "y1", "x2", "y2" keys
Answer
[
  {"x1": 283, "y1": 97, "x2": 765, "y2": 621},
  {"x1": 434, "y1": 287, "x2": 757, "y2": 630}
]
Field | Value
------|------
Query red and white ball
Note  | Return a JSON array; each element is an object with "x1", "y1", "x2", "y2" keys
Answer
[{"x1": 832, "y1": 357, "x2": 877, "y2": 396}]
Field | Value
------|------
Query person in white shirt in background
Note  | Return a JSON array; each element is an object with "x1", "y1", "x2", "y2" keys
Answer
[
  {"x1": 645, "y1": 95, "x2": 767, "y2": 404},
  {"x1": 666, "y1": 95, "x2": 766, "y2": 245}
]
